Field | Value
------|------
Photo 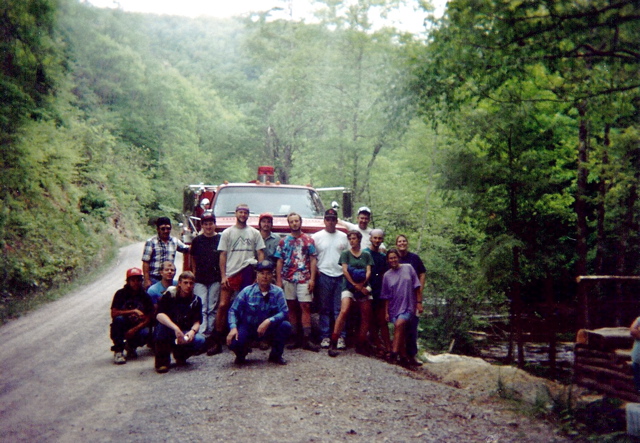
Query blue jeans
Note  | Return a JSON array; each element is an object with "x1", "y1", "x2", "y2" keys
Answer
[
  {"x1": 229, "y1": 321, "x2": 292, "y2": 360},
  {"x1": 154, "y1": 323, "x2": 206, "y2": 359},
  {"x1": 110, "y1": 315, "x2": 150, "y2": 352},
  {"x1": 194, "y1": 282, "x2": 221, "y2": 337},
  {"x1": 633, "y1": 362, "x2": 640, "y2": 392},
  {"x1": 317, "y1": 273, "x2": 345, "y2": 340}
]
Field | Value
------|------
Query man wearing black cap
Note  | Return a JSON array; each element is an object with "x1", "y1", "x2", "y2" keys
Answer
[
  {"x1": 142, "y1": 216, "x2": 189, "y2": 290},
  {"x1": 227, "y1": 260, "x2": 291, "y2": 365},
  {"x1": 190, "y1": 211, "x2": 222, "y2": 355},
  {"x1": 312, "y1": 209, "x2": 349, "y2": 349}
]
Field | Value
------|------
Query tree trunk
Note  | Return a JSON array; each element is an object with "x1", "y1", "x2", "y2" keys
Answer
[
  {"x1": 544, "y1": 272, "x2": 557, "y2": 380},
  {"x1": 575, "y1": 101, "x2": 591, "y2": 329},
  {"x1": 594, "y1": 124, "x2": 610, "y2": 278},
  {"x1": 614, "y1": 184, "x2": 637, "y2": 326}
]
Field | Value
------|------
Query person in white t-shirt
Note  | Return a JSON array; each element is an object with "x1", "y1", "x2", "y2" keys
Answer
[
  {"x1": 209, "y1": 204, "x2": 265, "y2": 354},
  {"x1": 338, "y1": 206, "x2": 385, "y2": 251},
  {"x1": 312, "y1": 209, "x2": 349, "y2": 349}
]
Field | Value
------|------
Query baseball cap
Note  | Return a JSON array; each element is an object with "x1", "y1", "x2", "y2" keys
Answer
[
  {"x1": 259, "y1": 212, "x2": 273, "y2": 222},
  {"x1": 126, "y1": 267, "x2": 143, "y2": 279},
  {"x1": 256, "y1": 260, "x2": 275, "y2": 271},
  {"x1": 357, "y1": 206, "x2": 371, "y2": 215},
  {"x1": 201, "y1": 211, "x2": 216, "y2": 222},
  {"x1": 324, "y1": 208, "x2": 338, "y2": 219}
]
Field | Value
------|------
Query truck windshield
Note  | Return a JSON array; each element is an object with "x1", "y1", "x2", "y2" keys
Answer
[{"x1": 213, "y1": 186, "x2": 325, "y2": 218}]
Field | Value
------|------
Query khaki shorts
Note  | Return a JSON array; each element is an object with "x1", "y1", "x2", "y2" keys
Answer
[
  {"x1": 283, "y1": 281, "x2": 312, "y2": 303},
  {"x1": 341, "y1": 287, "x2": 373, "y2": 301}
]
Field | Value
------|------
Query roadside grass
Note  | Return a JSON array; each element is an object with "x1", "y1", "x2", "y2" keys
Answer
[{"x1": 0, "y1": 238, "x2": 122, "y2": 325}]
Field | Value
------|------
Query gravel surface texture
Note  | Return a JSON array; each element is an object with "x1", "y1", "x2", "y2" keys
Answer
[{"x1": 0, "y1": 243, "x2": 568, "y2": 442}]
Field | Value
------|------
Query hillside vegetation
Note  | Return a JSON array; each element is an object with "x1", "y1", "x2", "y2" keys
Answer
[{"x1": 1, "y1": 0, "x2": 639, "y2": 368}]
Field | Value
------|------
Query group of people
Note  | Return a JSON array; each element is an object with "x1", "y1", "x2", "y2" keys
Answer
[{"x1": 109, "y1": 206, "x2": 427, "y2": 373}]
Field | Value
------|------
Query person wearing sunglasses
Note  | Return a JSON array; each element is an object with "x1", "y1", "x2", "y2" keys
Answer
[{"x1": 142, "y1": 216, "x2": 190, "y2": 289}]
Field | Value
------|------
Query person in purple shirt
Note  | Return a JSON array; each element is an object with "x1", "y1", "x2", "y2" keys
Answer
[
  {"x1": 381, "y1": 248, "x2": 423, "y2": 368},
  {"x1": 395, "y1": 234, "x2": 426, "y2": 366}
]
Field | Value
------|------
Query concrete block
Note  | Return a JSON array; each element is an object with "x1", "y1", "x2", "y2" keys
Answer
[{"x1": 626, "y1": 402, "x2": 640, "y2": 436}]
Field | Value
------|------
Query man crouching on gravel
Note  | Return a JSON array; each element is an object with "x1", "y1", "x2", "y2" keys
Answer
[
  {"x1": 110, "y1": 268, "x2": 154, "y2": 365},
  {"x1": 154, "y1": 271, "x2": 206, "y2": 373},
  {"x1": 227, "y1": 260, "x2": 292, "y2": 365}
]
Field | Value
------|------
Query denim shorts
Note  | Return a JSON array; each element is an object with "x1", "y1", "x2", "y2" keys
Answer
[{"x1": 390, "y1": 311, "x2": 413, "y2": 324}]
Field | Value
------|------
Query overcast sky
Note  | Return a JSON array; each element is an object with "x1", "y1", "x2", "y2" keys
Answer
[{"x1": 84, "y1": 0, "x2": 447, "y2": 34}]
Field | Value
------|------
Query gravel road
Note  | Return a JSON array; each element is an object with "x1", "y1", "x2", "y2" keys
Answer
[{"x1": 0, "y1": 242, "x2": 568, "y2": 442}]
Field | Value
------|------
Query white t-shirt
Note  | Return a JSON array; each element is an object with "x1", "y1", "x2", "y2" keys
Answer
[
  {"x1": 218, "y1": 225, "x2": 265, "y2": 277},
  {"x1": 312, "y1": 229, "x2": 349, "y2": 277}
]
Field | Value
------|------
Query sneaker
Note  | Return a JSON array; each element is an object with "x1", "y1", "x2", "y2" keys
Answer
[
  {"x1": 156, "y1": 365, "x2": 169, "y2": 373},
  {"x1": 408, "y1": 356, "x2": 423, "y2": 367},
  {"x1": 337, "y1": 337, "x2": 346, "y2": 350},
  {"x1": 320, "y1": 338, "x2": 331, "y2": 348},
  {"x1": 114, "y1": 352, "x2": 126, "y2": 365}
]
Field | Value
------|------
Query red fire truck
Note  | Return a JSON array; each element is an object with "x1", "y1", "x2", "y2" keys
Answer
[{"x1": 181, "y1": 166, "x2": 352, "y2": 269}]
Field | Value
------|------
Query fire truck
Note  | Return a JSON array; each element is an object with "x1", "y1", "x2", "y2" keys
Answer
[{"x1": 180, "y1": 166, "x2": 352, "y2": 269}]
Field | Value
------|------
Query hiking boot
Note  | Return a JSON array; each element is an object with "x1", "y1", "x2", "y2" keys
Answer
[
  {"x1": 114, "y1": 351, "x2": 126, "y2": 365},
  {"x1": 268, "y1": 355, "x2": 287, "y2": 365},
  {"x1": 302, "y1": 338, "x2": 320, "y2": 352},
  {"x1": 337, "y1": 337, "x2": 346, "y2": 350},
  {"x1": 320, "y1": 338, "x2": 331, "y2": 348},
  {"x1": 328, "y1": 341, "x2": 339, "y2": 357},
  {"x1": 124, "y1": 345, "x2": 137, "y2": 360},
  {"x1": 408, "y1": 356, "x2": 423, "y2": 367},
  {"x1": 355, "y1": 343, "x2": 370, "y2": 357},
  {"x1": 207, "y1": 341, "x2": 222, "y2": 356},
  {"x1": 234, "y1": 350, "x2": 247, "y2": 365},
  {"x1": 155, "y1": 349, "x2": 171, "y2": 373},
  {"x1": 398, "y1": 356, "x2": 415, "y2": 370}
]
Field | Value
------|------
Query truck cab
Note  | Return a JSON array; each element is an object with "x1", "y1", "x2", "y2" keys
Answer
[{"x1": 181, "y1": 166, "x2": 351, "y2": 269}]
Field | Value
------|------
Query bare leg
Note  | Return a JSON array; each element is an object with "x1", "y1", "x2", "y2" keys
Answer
[
  {"x1": 300, "y1": 302, "x2": 312, "y2": 329},
  {"x1": 215, "y1": 287, "x2": 232, "y2": 334},
  {"x1": 333, "y1": 297, "x2": 352, "y2": 339},
  {"x1": 392, "y1": 317, "x2": 408, "y2": 357},
  {"x1": 358, "y1": 300, "x2": 372, "y2": 346}
]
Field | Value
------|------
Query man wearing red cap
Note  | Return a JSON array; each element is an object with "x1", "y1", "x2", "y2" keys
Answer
[{"x1": 110, "y1": 268, "x2": 154, "y2": 364}]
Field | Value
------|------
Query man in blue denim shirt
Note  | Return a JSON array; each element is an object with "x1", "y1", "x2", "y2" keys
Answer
[{"x1": 227, "y1": 260, "x2": 292, "y2": 365}]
